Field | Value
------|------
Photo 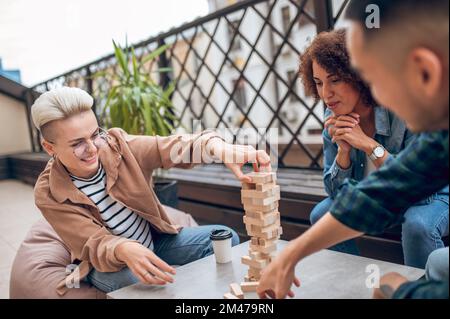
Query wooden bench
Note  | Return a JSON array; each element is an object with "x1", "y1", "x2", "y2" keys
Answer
[{"x1": 3, "y1": 152, "x2": 408, "y2": 264}]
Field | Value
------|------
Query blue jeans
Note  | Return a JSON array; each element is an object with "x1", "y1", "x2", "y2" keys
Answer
[
  {"x1": 310, "y1": 195, "x2": 449, "y2": 268},
  {"x1": 425, "y1": 247, "x2": 449, "y2": 282},
  {"x1": 85, "y1": 225, "x2": 240, "y2": 293}
]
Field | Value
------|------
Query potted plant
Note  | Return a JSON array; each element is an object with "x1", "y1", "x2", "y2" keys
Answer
[{"x1": 95, "y1": 40, "x2": 180, "y2": 208}]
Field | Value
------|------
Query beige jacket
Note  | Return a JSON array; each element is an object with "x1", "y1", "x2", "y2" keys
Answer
[{"x1": 34, "y1": 128, "x2": 220, "y2": 295}]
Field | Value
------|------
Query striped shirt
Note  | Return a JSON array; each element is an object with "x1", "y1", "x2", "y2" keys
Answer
[{"x1": 70, "y1": 163, "x2": 154, "y2": 250}]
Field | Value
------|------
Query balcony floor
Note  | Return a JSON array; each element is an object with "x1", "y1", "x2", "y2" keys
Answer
[{"x1": 0, "y1": 180, "x2": 42, "y2": 299}]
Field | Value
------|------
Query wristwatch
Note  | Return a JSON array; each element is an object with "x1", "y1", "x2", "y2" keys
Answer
[{"x1": 369, "y1": 144, "x2": 386, "y2": 161}]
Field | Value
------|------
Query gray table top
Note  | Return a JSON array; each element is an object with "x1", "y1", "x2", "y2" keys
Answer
[{"x1": 108, "y1": 240, "x2": 424, "y2": 299}]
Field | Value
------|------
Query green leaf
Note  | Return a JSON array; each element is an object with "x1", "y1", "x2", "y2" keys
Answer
[
  {"x1": 139, "y1": 44, "x2": 171, "y2": 67},
  {"x1": 132, "y1": 87, "x2": 142, "y2": 110},
  {"x1": 131, "y1": 116, "x2": 139, "y2": 135},
  {"x1": 163, "y1": 81, "x2": 176, "y2": 100},
  {"x1": 154, "y1": 109, "x2": 169, "y2": 136},
  {"x1": 97, "y1": 40, "x2": 179, "y2": 136},
  {"x1": 113, "y1": 40, "x2": 129, "y2": 77},
  {"x1": 142, "y1": 94, "x2": 154, "y2": 135},
  {"x1": 153, "y1": 67, "x2": 173, "y2": 73},
  {"x1": 131, "y1": 47, "x2": 139, "y2": 85}
]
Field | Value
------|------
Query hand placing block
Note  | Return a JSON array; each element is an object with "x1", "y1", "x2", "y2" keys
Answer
[{"x1": 245, "y1": 172, "x2": 275, "y2": 184}]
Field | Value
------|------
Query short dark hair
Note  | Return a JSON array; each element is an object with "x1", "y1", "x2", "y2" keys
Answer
[
  {"x1": 345, "y1": 0, "x2": 449, "y2": 41},
  {"x1": 299, "y1": 29, "x2": 376, "y2": 107}
]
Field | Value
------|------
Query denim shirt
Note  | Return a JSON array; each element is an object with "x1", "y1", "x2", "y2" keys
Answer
[{"x1": 322, "y1": 106, "x2": 449, "y2": 200}]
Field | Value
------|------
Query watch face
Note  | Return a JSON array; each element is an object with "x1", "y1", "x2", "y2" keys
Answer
[{"x1": 374, "y1": 146, "x2": 385, "y2": 157}]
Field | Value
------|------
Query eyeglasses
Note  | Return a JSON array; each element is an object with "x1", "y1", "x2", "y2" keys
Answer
[
  {"x1": 71, "y1": 128, "x2": 108, "y2": 159},
  {"x1": 48, "y1": 127, "x2": 109, "y2": 160}
]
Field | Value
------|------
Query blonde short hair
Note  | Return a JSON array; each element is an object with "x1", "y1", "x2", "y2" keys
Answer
[{"x1": 31, "y1": 87, "x2": 94, "y2": 134}]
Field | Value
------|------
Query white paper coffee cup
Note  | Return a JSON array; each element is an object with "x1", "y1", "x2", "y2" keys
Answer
[{"x1": 210, "y1": 229, "x2": 233, "y2": 264}]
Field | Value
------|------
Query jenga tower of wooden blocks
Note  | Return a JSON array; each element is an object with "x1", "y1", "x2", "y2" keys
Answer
[{"x1": 241, "y1": 172, "x2": 282, "y2": 282}]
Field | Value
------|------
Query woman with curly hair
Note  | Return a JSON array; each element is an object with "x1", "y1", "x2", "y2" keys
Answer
[{"x1": 299, "y1": 29, "x2": 448, "y2": 267}]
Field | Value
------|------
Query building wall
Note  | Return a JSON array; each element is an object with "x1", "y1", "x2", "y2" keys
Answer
[
  {"x1": 206, "y1": 0, "x2": 323, "y2": 145},
  {"x1": 0, "y1": 93, "x2": 32, "y2": 155}
]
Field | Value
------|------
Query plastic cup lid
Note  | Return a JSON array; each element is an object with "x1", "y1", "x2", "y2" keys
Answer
[{"x1": 210, "y1": 229, "x2": 233, "y2": 241}]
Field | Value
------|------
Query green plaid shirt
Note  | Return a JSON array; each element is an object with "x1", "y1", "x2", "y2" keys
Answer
[{"x1": 330, "y1": 130, "x2": 449, "y2": 235}]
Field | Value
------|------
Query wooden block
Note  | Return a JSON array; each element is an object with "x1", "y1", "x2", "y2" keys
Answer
[
  {"x1": 242, "y1": 193, "x2": 280, "y2": 206},
  {"x1": 250, "y1": 250, "x2": 262, "y2": 260},
  {"x1": 243, "y1": 212, "x2": 280, "y2": 227},
  {"x1": 249, "y1": 228, "x2": 281, "y2": 241},
  {"x1": 242, "y1": 182, "x2": 256, "y2": 190},
  {"x1": 230, "y1": 283, "x2": 244, "y2": 299},
  {"x1": 241, "y1": 256, "x2": 269, "y2": 269},
  {"x1": 250, "y1": 237, "x2": 259, "y2": 246},
  {"x1": 247, "y1": 230, "x2": 281, "y2": 240},
  {"x1": 261, "y1": 228, "x2": 282, "y2": 241},
  {"x1": 246, "y1": 220, "x2": 281, "y2": 235},
  {"x1": 256, "y1": 181, "x2": 277, "y2": 192},
  {"x1": 250, "y1": 243, "x2": 277, "y2": 254},
  {"x1": 245, "y1": 209, "x2": 278, "y2": 219},
  {"x1": 246, "y1": 172, "x2": 274, "y2": 184},
  {"x1": 241, "y1": 185, "x2": 280, "y2": 199},
  {"x1": 224, "y1": 292, "x2": 239, "y2": 299},
  {"x1": 258, "y1": 237, "x2": 278, "y2": 247},
  {"x1": 248, "y1": 267, "x2": 262, "y2": 278},
  {"x1": 240, "y1": 282, "x2": 259, "y2": 293},
  {"x1": 247, "y1": 272, "x2": 261, "y2": 281},
  {"x1": 243, "y1": 201, "x2": 278, "y2": 213}
]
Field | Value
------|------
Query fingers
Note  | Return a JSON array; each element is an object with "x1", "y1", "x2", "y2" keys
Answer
[
  {"x1": 258, "y1": 289, "x2": 276, "y2": 299},
  {"x1": 229, "y1": 163, "x2": 251, "y2": 183},
  {"x1": 347, "y1": 112, "x2": 360, "y2": 121},
  {"x1": 147, "y1": 252, "x2": 176, "y2": 275},
  {"x1": 224, "y1": 145, "x2": 272, "y2": 183},
  {"x1": 328, "y1": 126, "x2": 337, "y2": 138},
  {"x1": 133, "y1": 265, "x2": 166, "y2": 285},
  {"x1": 334, "y1": 128, "x2": 353, "y2": 137},
  {"x1": 334, "y1": 119, "x2": 357, "y2": 128},
  {"x1": 334, "y1": 115, "x2": 359, "y2": 127},
  {"x1": 256, "y1": 150, "x2": 271, "y2": 173},
  {"x1": 324, "y1": 117, "x2": 337, "y2": 129},
  {"x1": 131, "y1": 266, "x2": 152, "y2": 285},
  {"x1": 143, "y1": 272, "x2": 167, "y2": 285},
  {"x1": 293, "y1": 277, "x2": 301, "y2": 288},
  {"x1": 143, "y1": 258, "x2": 174, "y2": 284},
  {"x1": 340, "y1": 114, "x2": 360, "y2": 122}
]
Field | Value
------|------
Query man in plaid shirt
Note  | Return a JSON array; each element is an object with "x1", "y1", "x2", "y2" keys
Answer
[{"x1": 258, "y1": 0, "x2": 449, "y2": 299}]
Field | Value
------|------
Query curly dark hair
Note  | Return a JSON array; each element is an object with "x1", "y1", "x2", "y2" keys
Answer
[{"x1": 298, "y1": 29, "x2": 376, "y2": 107}]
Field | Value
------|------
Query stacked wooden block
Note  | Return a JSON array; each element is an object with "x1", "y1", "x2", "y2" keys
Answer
[
  {"x1": 223, "y1": 172, "x2": 282, "y2": 299},
  {"x1": 241, "y1": 172, "x2": 282, "y2": 282}
]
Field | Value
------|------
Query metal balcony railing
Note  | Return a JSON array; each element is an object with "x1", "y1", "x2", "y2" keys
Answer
[{"x1": 24, "y1": 0, "x2": 350, "y2": 169}]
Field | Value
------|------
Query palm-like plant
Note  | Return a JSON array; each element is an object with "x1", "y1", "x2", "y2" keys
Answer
[{"x1": 97, "y1": 41, "x2": 178, "y2": 136}]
